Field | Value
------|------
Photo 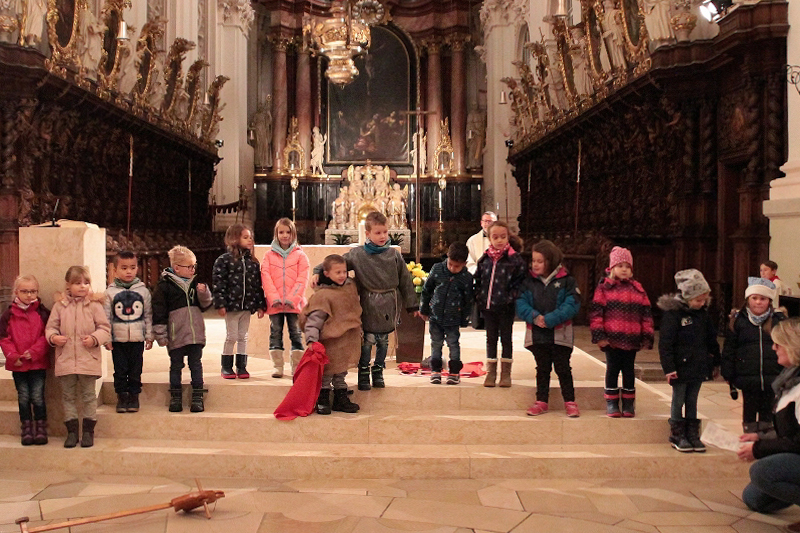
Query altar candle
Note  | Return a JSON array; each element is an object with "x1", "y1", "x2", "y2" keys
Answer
[
  {"x1": 358, "y1": 221, "x2": 366, "y2": 245},
  {"x1": 292, "y1": 190, "x2": 296, "y2": 210},
  {"x1": 438, "y1": 190, "x2": 442, "y2": 209}
]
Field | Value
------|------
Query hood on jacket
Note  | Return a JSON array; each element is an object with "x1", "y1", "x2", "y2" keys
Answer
[
  {"x1": 53, "y1": 291, "x2": 106, "y2": 307},
  {"x1": 657, "y1": 293, "x2": 712, "y2": 312}
]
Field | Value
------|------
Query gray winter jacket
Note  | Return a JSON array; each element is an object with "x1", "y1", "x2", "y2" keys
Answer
[
  {"x1": 152, "y1": 269, "x2": 213, "y2": 351},
  {"x1": 104, "y1": 279, "x2": 153, "y2": 343}
]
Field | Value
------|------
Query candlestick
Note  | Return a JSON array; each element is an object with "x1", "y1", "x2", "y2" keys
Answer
[
  {"x1": 292, "y1": 190, "x2": 296, "y2": 209},
  {"x1": 438, "y1": 190, "x2": 442, "y2": 209}
]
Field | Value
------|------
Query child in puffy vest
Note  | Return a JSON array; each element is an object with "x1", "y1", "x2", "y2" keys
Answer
[
  {"x1": 46, "y1": 266, "x2": 111, "y2": 449},
  {"x1": 517, "y1": 240, "x2": 581, "y2": 417},
  {"x1": 722, "y1": 277, "x2": 784, "y2": 433},
  {"x1": 658, "y1": 269, "x2": 720, "y2": 453},
  {"x1": 0, "y1": 275, "x2": 50, "y2": 446},
  {"x1": 212, "y1": 223, "x2": 266, "y2": 379},
  {"x1": 261, "y1": 218, "x2": 309, "y2": 378},
  {"x1": 589, "y1": 246, "x2": 654, "y2": 418}
]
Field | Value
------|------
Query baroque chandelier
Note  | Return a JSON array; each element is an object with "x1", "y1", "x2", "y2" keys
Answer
[{"x1": 303, "y1": 0, "x2": 386, "y2": 86}]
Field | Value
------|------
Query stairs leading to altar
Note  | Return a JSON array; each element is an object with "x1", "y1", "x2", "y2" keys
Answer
[{"x1": 0, "y1": 321, "x2": 749, "y2": 480}]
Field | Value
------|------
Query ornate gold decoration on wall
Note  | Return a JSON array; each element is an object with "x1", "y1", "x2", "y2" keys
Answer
[
  {"x1": 282, "y1": 117, "x2": 306, "y2": 174},
  {"x1": 97, "y1": 0, "x2": 132, "y2": 94},
  {"x1": 433, "y1": 118, "x2": 455, "y2": 177},
  {"x1": 581, "y1": 0, "x2": 609, "y2": 96},
  {"x1": 618, "y1": 0, "x2": 651, "y2": 77},
  {"x1": 161, "y1": 37, "x2": 195, "y2": 119},
  {"x1": 131, "y1": 19, "x2": 164, "y2": 108},
  {"x1": 201, "y1": 74, "x2": 228, "y2": 143},
  {"x1": 45, "y1": 0, "x2": 87, "y2": 75},
  {"x1": 183, "y1": 59, "x2": 208, "y2": 132},
  {"x1": 553, "y1": 17, "x2": 581, "y2": 110}
]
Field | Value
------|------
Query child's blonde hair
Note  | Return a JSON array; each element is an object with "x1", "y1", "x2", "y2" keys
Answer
[
  {"x1": 65, "y1": 266, "x2": 91, "y2": 285},
  {"x1": 13, "y1": 274, "x2": 39, "y2": 293},
  {"x1": 274, "y1": 218, "x2": 297, "y2": 245},
  {"x1": 224, "y1": 223, "x2": 252, "y2": 259},
  {"x1": 168, "y1": 245, "x2": 196, "y2": 268}
]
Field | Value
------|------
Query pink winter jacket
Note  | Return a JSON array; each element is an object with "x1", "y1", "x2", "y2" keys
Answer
[
  {"x1": 261, "y1": 243, "x2": 310, "y2": 315},
  {"x1": 45, "y1": 292, "x2": 111, "y2": 377}
]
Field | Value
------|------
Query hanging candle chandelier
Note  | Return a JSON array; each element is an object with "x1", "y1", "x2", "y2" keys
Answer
[{"x1": 304, "y1": 0, "x2": 385, "y2": 86}]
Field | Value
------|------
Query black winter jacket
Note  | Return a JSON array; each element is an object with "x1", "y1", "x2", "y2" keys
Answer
[
  {"x1": 420, "y1": 261, "x2": 474, "y2": 327},
  {"x1": 657, "y1": 294, "x2": 720, "y2": 383},
  {"x1": 721, "y1": 310, "x2": 785, "y2": 392},
  {"x1": 753, "y1": 366, "x2": 800, "y2": 459},
  {"x1": 473, "y1": 248, "x2": 527, "y2": 311},
  {"x1": 212, "y1": 250, "x2": 267, "y2": 313}
]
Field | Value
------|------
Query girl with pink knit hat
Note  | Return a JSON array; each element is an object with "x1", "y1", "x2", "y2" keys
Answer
[{"x1": 589, "y1": 246, "x2": 654, "y2": 418}]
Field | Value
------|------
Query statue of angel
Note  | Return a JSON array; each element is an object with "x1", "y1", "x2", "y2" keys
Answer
[
  {"x1": 22, "y1": 0, "x2": 47, "y2": 47},
  {"x1": 601, "y1": 0, "x2": 627, "y2": 72},
  {"x1": 78, "y1": 6, "x2": 105, "y2": 80},
  {"x1": 330, "y1": 186, "x2": 349, "y2": 229},
  {"x1": 387, "y1": 183, "x2": 409, "y2": 229},
  {"x1": 310, "y1": 126, "x2": 327, "y2": 176}
]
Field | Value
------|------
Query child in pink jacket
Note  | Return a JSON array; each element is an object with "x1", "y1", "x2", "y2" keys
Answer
[
  {"x1": 261, "y1": 218, "x2": 309, "y2": 378},
  {"x1": 45, "y1": 266, "x2": 111, "y2": 449},
  {"x1": 0, "y1": 275, "x2": 50, "y2": 446}
]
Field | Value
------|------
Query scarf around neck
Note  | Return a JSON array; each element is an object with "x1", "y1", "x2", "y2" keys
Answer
[
  {"x1": 486, "y1": 243, "x2": 510, "y2": 262},
  {"x1": 14, "y1": 297, "x2": 31, "y2": 310},
  {"x1": 772, "y1": 364, "x2": 800, "y2": 397},
  {"x1": 114, "y1": 277, "x2": 140, "y2": 289},
  {"x1": 364, "y1": 240, "x2": 390, "y2": 255},
  {"x1": 746, "y1": 307, "x2": 772, "y2": 327},
  {"x1": 271, "y1": 239, "x2": 296, "y2": 258}
]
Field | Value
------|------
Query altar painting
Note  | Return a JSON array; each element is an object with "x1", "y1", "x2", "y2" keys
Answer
[{"x1": 326, "y1": 26, "x2": 411, "y2": 165}]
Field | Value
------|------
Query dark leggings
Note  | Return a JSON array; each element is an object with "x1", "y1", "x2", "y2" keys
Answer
[
  {"x1": 742, "y1": 388, "x2": 775, "y2": 425},
  {"x1": 530, "y1": 344, "x2": 575, "y2": 403},
  {"x1": 483, "y1": 304, "x2": 516, "y2": 360},
  {"x1": 605, "y1": 348, "x2": 637, "y2": 389}
]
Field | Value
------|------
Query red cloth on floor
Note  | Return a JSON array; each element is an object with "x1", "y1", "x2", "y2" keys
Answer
[
  {"x1": 274, "y1": 342, "x2": 329, "y2": 421},
  {"x1": 396, "y1": 361, "x2": 485, "y2": 377}
]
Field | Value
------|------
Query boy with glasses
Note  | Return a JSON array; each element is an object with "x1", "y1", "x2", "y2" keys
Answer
[{"x1": 153, "y1": 246, "x2": 213, "y2": 412}]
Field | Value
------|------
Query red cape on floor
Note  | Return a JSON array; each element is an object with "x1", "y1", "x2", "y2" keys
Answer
[
  {"x1": 396, "y1": 361, "x2": 486, "y2": 377},
  {"x1": 274, "y1": 342, "x2": 329, "y2": 421}
]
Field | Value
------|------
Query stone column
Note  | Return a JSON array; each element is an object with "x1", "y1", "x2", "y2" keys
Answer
[
  {"x1": 212, "y1": 0, "x2": 255, "y2": 228},
  {"x1": 423, "y1": 38, "x2": 442, "y2": 173},
  {"x1": 271, "y1": 36, "x2": 290, "y2": 172},
  {"x1": 171, "y1": 0, "x2": 199, "y2": 65},
  {"x1": 448, "y1": 35, "x2": 469, "y2": 176},
  {"x1": 764, "y1": 12, "x2": 800, "y2": 289},
  {"x1": 297, "y1": 46, "x2": 312, "y2": 172}
]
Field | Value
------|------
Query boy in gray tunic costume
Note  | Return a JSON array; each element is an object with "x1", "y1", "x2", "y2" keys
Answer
[{"x1": 313, "y1": 212, "x2": 419, "y2": 390}]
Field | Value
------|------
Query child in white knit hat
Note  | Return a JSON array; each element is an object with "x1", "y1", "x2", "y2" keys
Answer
[
  {"x1": 657, "y1": 269, "x2": 720, "y2": 453},
  {"x1": 722, "y1": 277, "x2": 785, "y2": 434}
]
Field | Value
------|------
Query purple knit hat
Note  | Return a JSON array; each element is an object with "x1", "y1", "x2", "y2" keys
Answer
[{"x1": 607, "y1": 246, "x2": 633, "y2": 272}]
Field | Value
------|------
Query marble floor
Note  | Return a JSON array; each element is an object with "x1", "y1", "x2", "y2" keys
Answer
[{"x1": 0, "y1": 317, "x2": 797, "y2": 532}]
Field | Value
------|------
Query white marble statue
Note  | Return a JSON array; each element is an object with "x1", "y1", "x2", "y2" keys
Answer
[
  {"x1": 601, "y1": 0, "x2": 628, "y2": 72},
  {"x1": 251, "y1": 99, "x2": 273, "y2": 168},
  {"x1": 330, "y1": 186, "x2": 349, "y2": 230},
  {"x1": 116, "y1": 41, "x2": 138, "y2": 95},
  {"x1": 310, "y1": 126, "x2": 327, "y2": 176},
  {"x1": 147, "y1": 55, "x2": 166, "y2": 109},
  {"x1": 78, "y1": 7, "x2": 105, "y2": 80},
  {"x1": 387, "y1": 183, "x2": 409, "y2": 230},
  {"x1": 0, "y1": 0, "x2": 18, "y2": 44},
  {"x1": 23, "y1": 0, "x2": 46, "y2": 47},
  {"x1": 570, "y1": 27, "x2": 594, "y2": 96},
  {"x1": 643, "y1": 0, "x2": 674, "y2": 45}
]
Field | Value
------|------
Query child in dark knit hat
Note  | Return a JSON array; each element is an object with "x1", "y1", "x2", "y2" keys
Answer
[
  {"x1": 722, "y1": 277, "x2": 785, "y2": 434},
  {"x1": 589, "y1": 246, "x2": 654, "y2": 418},
  {"x1": 657, "y1": 269, "x2": 720, "y2": 453}
]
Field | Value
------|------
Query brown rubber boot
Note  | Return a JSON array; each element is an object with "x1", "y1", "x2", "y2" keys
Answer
[{"x1": 498, "y1": 359, "x2": 513, "y2": 388}]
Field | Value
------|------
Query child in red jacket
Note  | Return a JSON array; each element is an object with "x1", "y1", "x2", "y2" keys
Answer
[
  {"x1": 589, "y1": 247, "x2": 654, "y2": 418},
  {"x1": 0, "y1": 275, "x2": 51, "y2": 446}
]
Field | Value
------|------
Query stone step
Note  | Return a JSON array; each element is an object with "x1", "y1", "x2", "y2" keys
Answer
[
  {"x1": 0, "y1": 402, "x2": 669, "y2": 445},
  {"x1": 0, "y1": 435, "x2": 750, "y2": 480}
]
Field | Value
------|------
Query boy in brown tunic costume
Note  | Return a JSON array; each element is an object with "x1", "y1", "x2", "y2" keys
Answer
[{"x1": 301, "y1": 254, "x2": 362, "y2": 414}]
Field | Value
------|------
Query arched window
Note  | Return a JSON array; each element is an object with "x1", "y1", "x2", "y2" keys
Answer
[{"x1": 518, "y1": 23, "x2": 531, "y2": 66}]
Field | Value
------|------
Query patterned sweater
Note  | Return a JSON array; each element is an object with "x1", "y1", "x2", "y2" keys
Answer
[{"x1": 589, "y1": 277, "x2": 654, "y2": 351}]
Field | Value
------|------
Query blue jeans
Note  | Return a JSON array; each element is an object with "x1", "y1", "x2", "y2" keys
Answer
[
  {"x1": 670, "y1": 380, "x2": 703, "y2": 420},
  {"x1": 269, "y1": 313, "x2": 303, "y2": 351},
  {"x1": 360, "y1": 331, "x2": 390, "y2": 368},
  {"x1": 429, "y1": 322, "x2": 460, "y2": 373},
  {"x1": 743, "y1": 453, "x2": 800, "y2": 513},
  {"x1": 13, "y1": 370, "x2": 47, "y2": 422}
]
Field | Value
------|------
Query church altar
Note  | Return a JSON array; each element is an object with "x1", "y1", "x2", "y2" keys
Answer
[{"x1": 323, "y1": 162, "x2": 412, "y2": 253}]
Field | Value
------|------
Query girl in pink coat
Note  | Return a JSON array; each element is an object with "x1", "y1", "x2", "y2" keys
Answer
[
  {"x1": 45, "y1": 266, "x2": 111, "y2": 449},
  {"x1": 0, "y1": 275, "x2": 50, "y2": 446},
  {"x1": 261, "y1": 218, "x2": 310, "y2": 378}
]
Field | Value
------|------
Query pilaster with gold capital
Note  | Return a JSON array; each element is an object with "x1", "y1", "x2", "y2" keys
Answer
[
  {"x1": 270, "y1": 34, "x2": 292, "y2": 171},
  {"x1": 447, "y1": 34, "x2": 471, "y2": 175},
  {"x1": 421, "y1": 37, "x2": 443, "y2": 173}
]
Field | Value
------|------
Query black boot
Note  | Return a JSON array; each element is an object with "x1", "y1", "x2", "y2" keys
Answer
[
  {"x1": 169, "y1": 388, "x2": 183, "y2": 412},
  {"x1": 20, "y1": 421, "x2": 34, "y2": 446},
  {"x1": 358, "y1": 365, "x2": 371, "y2": 391},
  {"x1": 371, "y1": 365, "x2": 385, "y2": 388},
  {"x1": 63, "y1": 419, "x2": 80, "y2": 448},
  {"x1": 235, "y1": 354, "x2": 250, "y2": 379},
  {"x1": 80, "y1": 418, "x2": 96, "y2": 448},
  {"x1": 332, "y1": 388, "x2": 360, "y2": 413},
  {"x1": 127, "y1": 393, "x2": 139, "y2": 413},
  {"x1": 604, "y1": 388, "x2": 621, "y2": 418},
  {"x1": 190, "y1": 387, "x2": 206, "y2": 413},
  {"x1": 116, "y1": 392, "x2": 129, "y2": 413},
  {"x1": 316, "y1": 389, "x2": 332, "y2": 415},
  {"x1": 668, "y1": 419, "x2": 692, "y2": 452},
  {"x1": 621, "y1": 388, "x2": 636, "y2": 418},
  {"x1": 221, "y1": 355, "x2": 236, "y2": 379},
  {"x1": 33, "y1": 420, "x2": 48, "y2": 445},
  {"x1": 686, "y1": 419, "x2": 705, "y2": 452}
]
